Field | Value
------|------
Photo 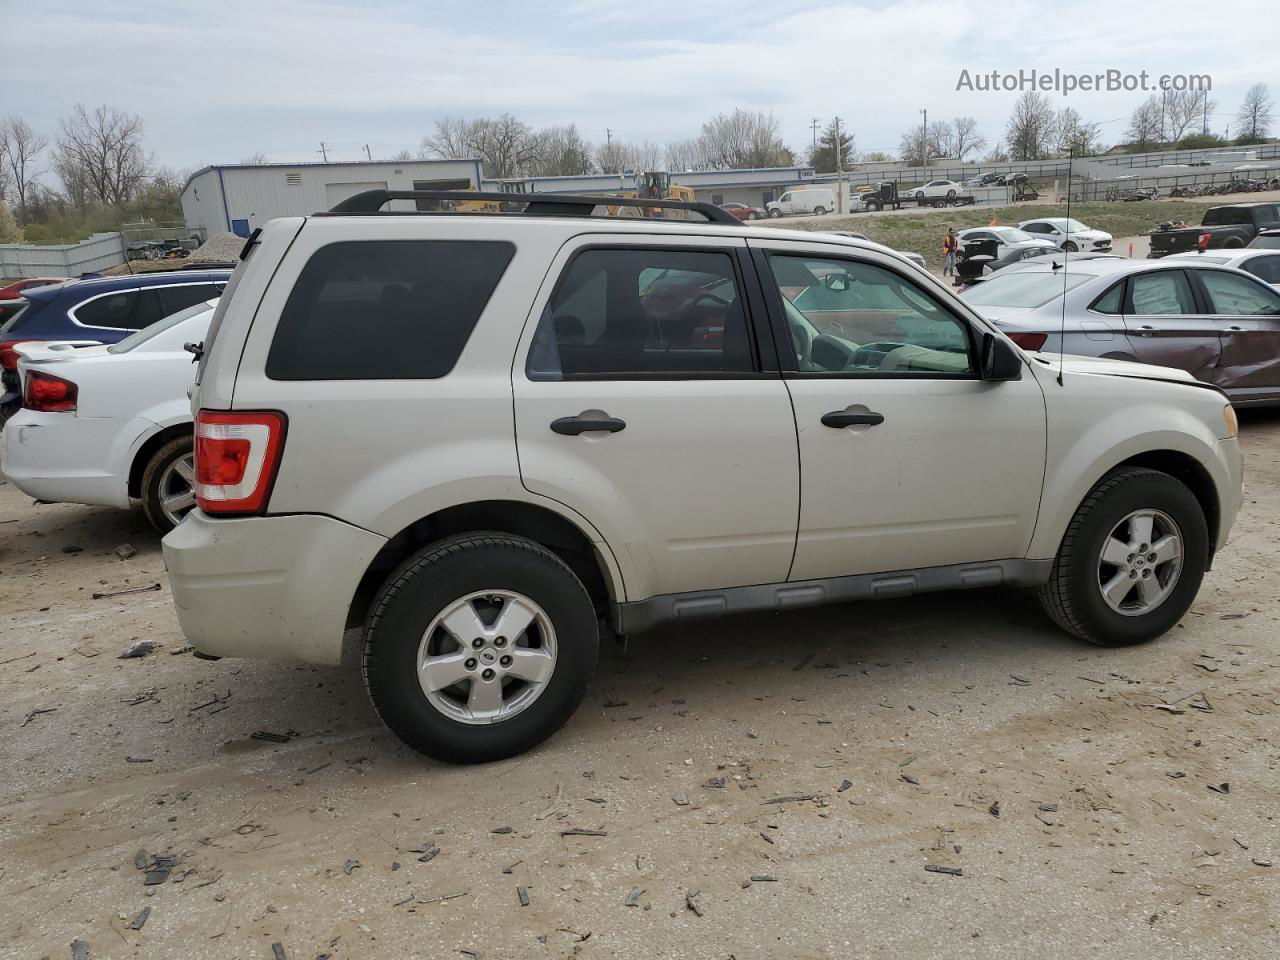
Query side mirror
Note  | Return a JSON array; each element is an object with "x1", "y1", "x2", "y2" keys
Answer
[{"x1": 981, "y1": 332, "x2": 1023, "y2": 381}]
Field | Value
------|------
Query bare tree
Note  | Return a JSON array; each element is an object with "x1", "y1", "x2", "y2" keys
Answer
[
  {"x1": 422, "y1": 114, "x2": 542, "y2": 178},
  {"x1": 897, "y1": 126, "x2": 927, "y2": 166},
  {"x1": 861, "y1": 150, "x2": 893, "y2": 163},
  {"x1": 695, "y1": 110, "x2": 793, "y2": 170},
  {"x1": 665, "y1": 137, "x2": 710, "y2": 172},
  {"x1": 950, "y1": 117, "x2": 986, "y2": 161},
  {"x1": 594, "y1": 138, "x2": 663, "y2": 175},
  {"x1": 1235, "y1": 83, "x2": 1274, "y2": 141},
  {"x1": 1005, "y1": 91, "x2": 1056, "y2": 160},
  {"x1": 241, "y1": 151, "x2": 269, "y2": 164},
  {"x1": 1164, "y1": 90, "x2": 1215, "y2": 142},
  {"x1": 0, "y1": 116, "x2": 47, "y2": 222},
  {"x1": 421, "y1": 116, "x2": 475, "y2": 160},
  {"x1": 982, "y1": 144, "x2": 1010, "y2": 163},
  {"x1": 528, "y1": 125, "x2": 593, "y2": 177},
  {"x1": 388, "y1": 148, "x2": 415, "y2": 161},
  {"x1": 55, "y1": 103, "x2": 149, "y2": 205},
  {"x1": 1125, "y1": 95, "x2": 1164, "y2": 149},
  {"x1": 1054, "y1": 107, "x2": 1103, "y2": 156}
]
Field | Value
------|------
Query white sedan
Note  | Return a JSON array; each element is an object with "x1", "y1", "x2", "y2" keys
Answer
[
  {"x1": 2, "y1": 300, "x2": 215, "y2": 532},
  {"x1": 909, "y1": 179, "x2": 965, "y2": 200},
  {"x1": 1018, "y1": 217, "x2": 1114, "y2": 253}
]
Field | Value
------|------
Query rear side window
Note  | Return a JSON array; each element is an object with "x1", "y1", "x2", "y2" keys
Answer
[
  {"x1": 1090, "y1": 280, "x2": 1124, "y2": 314},
  {"x1": 526, "y1": 247, "x2": 755, "y2": 379},
  {"x1": 267, "y1": 240, "x2": 514, "y2": 380},
  {"x1": 160, "y1": 283, "x2": 224, "y2": 316},
  {"x1": 75, "y1": 290, "x2": 139, "y2": 328}
]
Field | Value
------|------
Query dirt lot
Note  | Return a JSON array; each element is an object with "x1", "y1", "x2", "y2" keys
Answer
[{"x1": 2, "y1": 413, "x2": 1278, "y2": 960}]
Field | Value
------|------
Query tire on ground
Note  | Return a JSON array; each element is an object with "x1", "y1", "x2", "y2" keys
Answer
[
  {"x1": 140, "y1": 436, "x2": 194, "y2": 534},
  {"x1": 363, "y1": 532, "x2": 599, "y2": 763},
  {"x1": 1037, "y1": 467, "x2": 1208, "y2": 647}
]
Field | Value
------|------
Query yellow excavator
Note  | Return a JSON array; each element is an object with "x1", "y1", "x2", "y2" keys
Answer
[{"x1": 608, "y1": 171, "x2": 696, "y2": 218}]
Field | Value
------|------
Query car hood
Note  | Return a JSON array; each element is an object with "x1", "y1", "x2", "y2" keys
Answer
[{"x1": 1031, "y1": 352, "x2": 1198, "y2": 386}]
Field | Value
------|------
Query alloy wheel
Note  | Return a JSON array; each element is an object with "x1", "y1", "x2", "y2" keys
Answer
[
  {"x1": 158, "y1": 453, "x2": 197, "y2": 527},
  {"x1": 1096, "y1": 509, "x2": 1183, "y2": 616}
]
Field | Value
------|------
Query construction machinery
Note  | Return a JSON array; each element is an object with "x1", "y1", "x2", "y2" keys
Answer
[{"x1": 607, "y1": 172, "x2": 697, "y2": 218}]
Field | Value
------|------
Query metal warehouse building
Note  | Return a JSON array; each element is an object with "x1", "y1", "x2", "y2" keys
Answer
[
  {"x1": 181, "y1": 158, "x2": 484, "y2": 238},
  {"x1": 480, "y1": 166, "x2": 818, "y2": 208}
]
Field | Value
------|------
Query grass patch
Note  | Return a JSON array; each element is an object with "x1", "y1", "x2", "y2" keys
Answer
[{"x1": 759, "y1": 199, "x2": 1232, "y2": 271}]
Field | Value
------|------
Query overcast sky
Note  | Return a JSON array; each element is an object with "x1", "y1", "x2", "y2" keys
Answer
[{"x1": 3, "y1": 0, "x2": 1271, "y2": 175}]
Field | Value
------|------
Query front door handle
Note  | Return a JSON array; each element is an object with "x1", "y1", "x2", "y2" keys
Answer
[
  {"x1": 551, "y1": 415, "x2": 626, "y2": 436},
  {"x1": 1226, "y1": 325, "x2": 1244, "y2": 332},
  {"x1": 821, "y1": 410, "x2": 885, "y2": 428}
]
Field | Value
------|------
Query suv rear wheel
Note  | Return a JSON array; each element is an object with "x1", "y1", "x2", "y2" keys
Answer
[
  {"x1": 1037, "y1": 468, "x2": 1208, "y2": 646},
  {"x1": 363, "y1": 533, "x2": 599, "y2": 763}
]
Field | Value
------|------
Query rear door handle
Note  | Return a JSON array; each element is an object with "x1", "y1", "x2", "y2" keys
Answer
[
  {"x1": 821, "y1": 410, "x2": 885, "y2": 428},
  {"x1": 1226, "y1": 325, "x2": 1244, "y2": 332},
  {"x1": 550, "y1": 415, "x2": 626, "y2": 436}
]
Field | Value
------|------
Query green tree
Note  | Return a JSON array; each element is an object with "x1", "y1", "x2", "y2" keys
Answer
[
  {"x1": 0, "y1": 201, "x2": 23, "y2": 243},
  {"x1": 807, "y1": 119, "x2": 854, "y2": 174}
]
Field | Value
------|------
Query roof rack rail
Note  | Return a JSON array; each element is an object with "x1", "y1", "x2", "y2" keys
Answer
[{"x1": 319, "y1": 189, "x2": 743, "y2": 226}]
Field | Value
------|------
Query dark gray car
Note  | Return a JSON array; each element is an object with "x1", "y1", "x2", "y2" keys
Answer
[{"x1": 960, "y1": 258, "x2": 1280, "y2": 406}]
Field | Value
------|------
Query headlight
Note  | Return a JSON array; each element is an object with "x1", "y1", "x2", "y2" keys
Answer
[{"x1": 1223, "y1": 403, "x2": 1238, "y2": 439}]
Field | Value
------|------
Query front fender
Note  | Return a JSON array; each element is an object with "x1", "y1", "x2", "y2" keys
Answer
[{"x1": 1028, "y1": 383, "x2": 1232, "y2": 560}]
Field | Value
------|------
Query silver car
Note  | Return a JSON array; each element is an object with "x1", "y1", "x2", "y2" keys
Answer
[
  {"x1": 960, "y1": 258, "x2": 1280, "y2": 406},
  {"x1": 1165, "y1": 248, "x2": 1280, "y2": 287},
  {"x1": 1018, "y1": 217, "x2": 1113, "y2": 253}
]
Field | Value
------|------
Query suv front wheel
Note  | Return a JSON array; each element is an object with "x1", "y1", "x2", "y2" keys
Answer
[
  {"x1": 363, "y1": 533, "x2": 599, "y2": 762},
  {"x1": 1038, "y1": 467, "x2": 1208, "y2": 646}
]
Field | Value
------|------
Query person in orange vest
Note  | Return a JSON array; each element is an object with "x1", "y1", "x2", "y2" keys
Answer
[{"x1": 942, "y1": 227, "x2": 958, "y2": 276}]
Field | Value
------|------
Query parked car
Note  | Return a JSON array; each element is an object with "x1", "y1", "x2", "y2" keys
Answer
[
  {"x1": 956, "y1": 226, "x2": 1056, "y2": 262},
  {"x1": 964, "y1": 173, "x2": 1003, "y2": 188},
  {"x1": 819, "y1": 232, "x2": 928, "y2": 271},
  {"x1": 0, "y1": 277, "x2": 67, "y2": 300},
  {"x1": 3, "y1": 299, "x2": 217, "y2": 532},
  {"x1": 1247, "y1": 229, "x2": 1280, "y2": 250},
  {"x1": 1165, "y1": 248, "x2": 1280, "y2": 287},
  {"x1": 718, "y1": 202, "x2": 766, "y2": 221},
  {"x1": 1018, "y1": 218, "x2": 1113, "y2": 253},
  {"x1": 1148, "y1": 203, "x2": 1280, "y2": 258},
  {"x1": 766, "y1": 187, "x2": 835, "y2": 217},
  {"x1": 908, "y1": 179, "x2": 964, "y2": 200},
  {"x1": 162, "y1": 188, "x2": 1242, "y2": 763},
  {"x1": 960, "y1": 258, "x2": 1280, "y2": 405},
  {"x1": 0, "y1": 269, "x2": 229, "y2": 421}
]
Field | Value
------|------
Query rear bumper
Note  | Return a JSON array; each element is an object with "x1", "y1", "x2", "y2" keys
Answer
[
  {"x1": 2, "y1": 410, "x2": 141, "y2": 508},
  {"x1": 162, "y1": 510, "x2": 387, "y2": 666}
]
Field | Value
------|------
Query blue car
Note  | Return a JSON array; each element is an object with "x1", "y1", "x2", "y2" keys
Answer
[{"x1": 0, "y1": 269, "x2": 230, "y2": 419}]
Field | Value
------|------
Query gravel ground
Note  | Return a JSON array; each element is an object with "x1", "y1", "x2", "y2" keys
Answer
[{"x1": 1, "y1": 412, "x2": 1278, "y2": 959}]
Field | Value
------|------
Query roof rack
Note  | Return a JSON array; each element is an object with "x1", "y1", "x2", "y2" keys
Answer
[{"x1": 319, "y1": 189, "x2": 743, "y2": 226}]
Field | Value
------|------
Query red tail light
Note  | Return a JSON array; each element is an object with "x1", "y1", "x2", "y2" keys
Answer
[
  {"x1": 23, "y1": 370, "x2": 78, "y2": 412},
  {"x1": 1006, "y1": 332, "x2": 1048, "y2": 351},
  {"x1": 0, "y1": 338, "x2": 35, "y2": 370},
  {"x1": 194, "y1": 410, "x2": 287, "y2": 515},
  {"x1": 1197, "y1": 233, "x2": 1210, "y2": 251}
]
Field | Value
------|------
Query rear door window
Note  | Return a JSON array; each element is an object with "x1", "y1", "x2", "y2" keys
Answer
[
  {"x1": 266, "y1": 240, "x2": 514, "y2": 380},
  {"x1": 1198, "y1": 270, "x2": 1280, "y2": 316},
  {"x1": 74, "y1": 290, "x2": 139, "y2": 328},
  {"x1": 1126, "y1": 271, "x2": 1196, "y2": 315}
]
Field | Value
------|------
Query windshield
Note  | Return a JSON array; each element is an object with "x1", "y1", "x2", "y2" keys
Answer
[
  {"x1": 1061, "y1": 219, "x2": 1089, "y2": 233},
  {"x1": 993, "y1": 227, "x2": 1035, "y2": 243},
  {"x1": 961, "y1": 271, "x2": 1092, "y2": 308},
  {"x1": 109, "y1": 300, "x2": 217, "y2": 353}
]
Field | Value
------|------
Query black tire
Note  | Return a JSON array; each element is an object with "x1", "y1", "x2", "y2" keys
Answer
[
  {"x1": 813, "y1": 206, "x2": 827, "y2": 216},
  {"x1": 768, "y1": 208, "x2": 782, "y2": 218},
  {"x1": 946, "y1": 189, "x2": 956, "y2": 199},
  {"x1": 1063, "y1": 241, "x2": 1078, "y2": 252},
  {"x1": 1037, "y1": 468, "x2": 1208, "y2": 647},
  {"x1": 140, "y1": 435, "x2": 194, "y2": 534},
  {"x1": 363, "y1": 533, "x2": 599, "y2": 763}
]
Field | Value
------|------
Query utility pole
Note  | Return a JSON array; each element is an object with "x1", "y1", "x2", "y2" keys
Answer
[
  {"x1": 318, "y1": 141, "x2": 329, "y2": 162},
  {"x1": 834, "y1": 116, "x2": 844, "y2": 214},
  {"x1": 919, "y1": 109, "x2": 927, "y2": 168},
  {"x1": 364, "y1": 143, "x2": 372, "y2": 161},
  {"x1": 810, "y1": 117, "x2": 820, "y2": 160}
]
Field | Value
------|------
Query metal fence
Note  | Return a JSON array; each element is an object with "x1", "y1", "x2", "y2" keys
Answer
[
  {"x1": 0, "y1": 232, "x2": 127, "y2": 279},
  {"x1": 1074, "y1": 166, "x2": 1280, "y2": 202}
]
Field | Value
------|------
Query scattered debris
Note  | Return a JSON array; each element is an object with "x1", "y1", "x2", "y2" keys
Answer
[
  {"x1": 1151, "y1": 704, "x2": 1186, "y2": 714},
  {"x1": 1186, "y1": 693, "x2": 1214, "y2": 712},
  {"x1": 901, "y1": 773, "x2": 919, "y2": 785},
  {"x1": 749, "y1": 875, "x2": 778, "y2": 882},
  {"x1": 924, "y1": 865, "x2": 963, "y2": 877},
  {"x1": 837, "y1": 779, "x2": 852, "y2": 793},
  {"x1": 762, "y1": 795, "x2": 814, "y2": 805},
  {"x1": 143, "y1": 854, "x2": 176, "y2": 885},
  {"x1": 416, "y1": 846, "x2": 440, "y2": 864},
  {"x1": 672, "y1": 791, "x2": 689, "y2": 806},
  {"x1": 988, "y1": 800, "x2": 1000, "y2": 817},
  {"x1": 125, "y1": 756, "x2": 153, "y2": 764},
  {"x1": 250, "y1": 730, "x2": 292, "y2": 743},
  {"x1": 1193, "y1": 655, "x2": 1220, "y2": 673},
  {"x1": 271, "y1": 943, "x2": 287, "y2": 960},
  {"x1": 625, "y1": 887, "x2": 644, "y2": 907},
  {"x1": 92, "y1": 583, "x2": 162, "y2": 600},
  {"x1": 1167, "y1": 771, "x2": 1186, "y2": 779},
  {"x1": 418, "y1": 890, "x2": 469, "y2": 905},
  {"x1": 71, "y1": 939, "x2": 89, "y2": 960},
  {"x1": 1219, "y1": 612, "x2": 1248, "y2": 620},
  {"x1": 115, "y1": 543, "x2": 137, "y2": 559},
  {"x1": 560, "y1": 828, "x2": 607, "y2": 837},
  {"x1": 20, "y1": 707, "x2": 57, "y2": 727},
  {"x1": 602, "y1": 694, "x2": 629, "y2": 708},
  {"x1": 703, "y1": 776, "x2": 726, "y2": 789},
  {"x1": 343, "y1": 859, "x2": 360, "y2": 875},
  {"x1": 792, "y1": 651, "x2": 816, "y2": 672},
  {"x1": 119, "y1": 640, "x2": 155, "y2": 659},
  {"x1": 1008, "y1": 674, "x2": 1031, "y2": 686},
  {"x1": 491, "y1": 826, "x2": 514, "y2": 835},
  {"x1": 759, "y1": 832, "x2": 775, "y2": 844},
  {"x1": 502, "y1": 860, "x2": 521, "y2": 874},
  {"x1": 535, "y1": 784, "x2": 564, "y2": 821},
  {"x1": 1207, "y1": 783, "x2": 1230, "y2": 795},
  {"x1": 685, "y1": 888, "x2": 703, "y2": 917},
  {"x1": 133, "y1": 849, "x2": 147, "y2": 870},
  {"x1": 129, "y1": 906, "x2": 151, "y2": 930},
  {"x1": 1252, "y1": 859, "x2": 1273, "y2": 867},
  {"x1": 516, "y1": 885, "x2": 529, "y2": 907},
  {"x1": 1038, "y1": 803, "x2": 1058, "y2": 813},
  {"x1": 62, "y1": 545, "x2": 83, "y2": 554}
]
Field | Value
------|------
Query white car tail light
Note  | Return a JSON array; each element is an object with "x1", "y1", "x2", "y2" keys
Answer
[{"x1": 194, "y1": 410, "x2": 287, "y2": 515}]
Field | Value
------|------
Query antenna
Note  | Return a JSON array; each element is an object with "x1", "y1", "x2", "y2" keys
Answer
[{"x1": 1057, "y1": 150, "x2": 1073, "y2": 387}]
